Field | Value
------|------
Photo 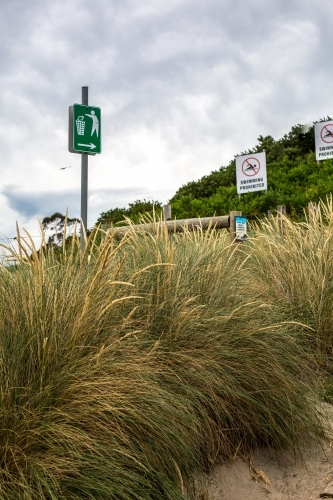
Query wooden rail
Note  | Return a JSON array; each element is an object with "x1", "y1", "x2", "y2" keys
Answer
[
  {"x1": 99, "y1": 205, "x2": 293, "y2": 242},
  {"x1": 101, "y1": 215, "x2": 230, "y2": 238}
]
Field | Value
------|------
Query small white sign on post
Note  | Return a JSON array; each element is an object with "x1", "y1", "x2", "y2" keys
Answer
[
  {"x1": 235, "y1": 216, "x2": 247, "y2": 241},
  {"x1": 315, "y1": 120, "x2": 333, "y2": 161},
  {"x1": 236, "y1": 152, "x2": 267, "y2": 195}
]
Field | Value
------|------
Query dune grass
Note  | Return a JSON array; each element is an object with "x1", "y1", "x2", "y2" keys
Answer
[
  {"x1": 0, "y1": 216, "x2": 328, "y2": 499},
  {"x1": 247, "y1": 197, "x2": 333, "y2": 363}
]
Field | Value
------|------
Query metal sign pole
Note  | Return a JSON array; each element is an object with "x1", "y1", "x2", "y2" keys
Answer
[{"x1": 81, "y1": 86, "x2": 88, "y2": 252}]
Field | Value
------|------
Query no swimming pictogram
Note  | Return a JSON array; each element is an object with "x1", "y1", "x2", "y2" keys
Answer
[
  {"x1": 320, "y1": 123, "x2": 333, "y2": 143},
  {"x1": 236, "y1": 151, "x2": 267, "y2": 194},
  {"x1": 242, "y1": 157, "x2": 260, "y2": 177}
]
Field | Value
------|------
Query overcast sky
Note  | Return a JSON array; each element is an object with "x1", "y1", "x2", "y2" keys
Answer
[{"x1": 0, "y1": 0, "x2": 332, "y2": 242}]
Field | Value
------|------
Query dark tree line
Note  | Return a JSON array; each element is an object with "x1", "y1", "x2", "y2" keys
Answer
[{"x1": 168, "y1": 118, "x2": 333, "y2": 221}]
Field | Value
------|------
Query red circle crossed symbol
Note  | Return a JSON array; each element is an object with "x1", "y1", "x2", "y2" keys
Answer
[
  {"x1": 321, "y1": 124, "x2": 333, "y2": 143},
  {"x1": 242, "y1": 157, "x2": 260, "y2": 177}
]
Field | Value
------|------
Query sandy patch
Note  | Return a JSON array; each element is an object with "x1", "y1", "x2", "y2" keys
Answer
[{"x1": 204, "y1": 439, "x2": 333, "y2": 500}]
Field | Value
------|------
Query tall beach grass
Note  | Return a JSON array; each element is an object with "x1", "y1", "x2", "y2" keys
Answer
[
  {"x1": 248, "y1": 197, "x2": 333, "y2": 363},
  {"x1": 0, "y1": 217, "x2": 327, "y2": 499}
]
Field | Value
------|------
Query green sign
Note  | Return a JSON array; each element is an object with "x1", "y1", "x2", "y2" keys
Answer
[{"x1": 69, "y1": 104, "x2": 101, "y2": 154}]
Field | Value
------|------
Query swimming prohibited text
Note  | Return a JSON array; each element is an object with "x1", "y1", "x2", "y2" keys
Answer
[
  {"x1": 315, "y1": 120, "x2": 333, "y2": 160},
  {"x1": 236, "y1": 152, "x2": 267, "y2": 195}
]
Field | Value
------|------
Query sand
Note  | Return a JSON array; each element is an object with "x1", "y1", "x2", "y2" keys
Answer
[
  {"x1": 204, "y1": 440, "x2": 333, "y2": 499},
  {"x1": 199, "y1": 404, "x2": 333, "y2": 500}
]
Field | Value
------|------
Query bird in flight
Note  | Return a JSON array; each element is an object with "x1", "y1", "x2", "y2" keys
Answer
[{"x1": 59, "y1": 166, "x2": 71, "y2": 170}]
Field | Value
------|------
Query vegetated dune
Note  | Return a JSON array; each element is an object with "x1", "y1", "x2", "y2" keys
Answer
[{"x1": 0, "y1": 202, "x2": 332, "y2": 499}]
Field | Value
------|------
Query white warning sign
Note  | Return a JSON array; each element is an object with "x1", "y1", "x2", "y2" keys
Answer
[
  {"x1": 315, "y1": 121, "x2": 333, "y2": 160},
  {"x1": 235, "y1": 216, "x2": 247, "y2": 241},
  {"x1": 236, "y1": 152, "x2": 267, "y2": 195}
]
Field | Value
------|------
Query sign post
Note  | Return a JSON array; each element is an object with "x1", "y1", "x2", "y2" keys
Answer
[
  {"x1": 81, "y1": 87, "x2": 88, "y2": 252},
  {"x1": 68, "y1": 87, "x2": 102, "y2": 252},
  {"x1": 236, "y1": 152, "x2": 267, "y2": 195}
]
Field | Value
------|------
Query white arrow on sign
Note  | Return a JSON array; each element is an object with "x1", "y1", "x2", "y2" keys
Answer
[{"x1": 78, "y1": 143, "x2": 96, "y2": 150}]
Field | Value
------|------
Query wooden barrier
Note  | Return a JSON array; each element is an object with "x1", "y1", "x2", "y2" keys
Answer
[
  {"x1": 277, "y1": 205, "x2": 286, "y2": 234},
  {"x1": 163, "y1": 204, "x2": 172, "y2": 221},
  {"x1": 229, "y1": 211, "x2": 242, "y2": 242},
  {"x1": 308, "y1": 201, "x2": 318, "y2": 226},
  {"x1": 99, "y1": 205, "x2": 297, "y2": 241},
  {"x1": 100, "y1": 215, "x2": 230, "y2": 239}
]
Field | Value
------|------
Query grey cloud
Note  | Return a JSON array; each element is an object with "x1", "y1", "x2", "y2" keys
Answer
[
  {"x1": 0, "y1": 0, "x2": 333, "y2": 239},
  {"x1": 2, "y1": 185, "x2": 80, "y2": 219},
  {"x1": 1, "y1": 185, "x2": 163, "y2": 222}
]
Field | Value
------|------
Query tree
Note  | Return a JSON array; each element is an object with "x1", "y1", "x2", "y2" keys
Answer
[
  {"x1": 169, "y1": 118, "x2": 333, "y2": 221},
  {"x1": 42, "y1": 212, "x2": 80, "y2": 247},
  {"x1": 95, "y1": 200, "x2": 163, "y2": 226}
]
